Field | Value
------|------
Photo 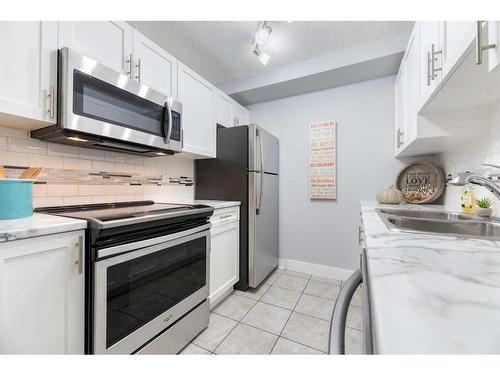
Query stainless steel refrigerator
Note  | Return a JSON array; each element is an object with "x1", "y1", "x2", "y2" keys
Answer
[{"x1": 195, "y1": 124, "x2": 279, "y2": 290}]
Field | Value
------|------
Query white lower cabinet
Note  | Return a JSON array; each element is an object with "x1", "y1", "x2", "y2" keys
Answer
[
  {"x1": 209, "y1": 207, "x2": 240, "y2": 308},
  {"x1": 0, "y1": 231, "x2": 85, "y2": 354}
]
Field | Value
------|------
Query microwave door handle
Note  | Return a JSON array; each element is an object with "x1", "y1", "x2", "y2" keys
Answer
[{"x1": 163, "y1": 99, "x2": 172, "y2": 143}]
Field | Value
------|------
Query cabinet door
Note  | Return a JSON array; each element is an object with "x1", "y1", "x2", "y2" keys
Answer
[
  {"x1": 403, "y1": 26, "x2": 420, "y2": 145},
  {"x1": 441, "y1": 21, "x2": 476, "y2": 78},
  {"x1": 394, "y1": 66, "x2": 406, "y2": 153},
  {"x1": 232, "y1": 103, "x2": 250, "y2": 126},
  {"x1": 132, "y1": 30, "x2": 178, "y2": 98},
  {"x1": 0, "y1": 231, "x2": 85, "y2": 354},
  {"x1": 0, "y1": 21, "x2": 57, "y2": 126},
  {"x1": 215, "y1": 90, "x2": 234, "y2": 127},
  {"x1": 209, "y1": 221, "x2": 239, "y2": 307},
  {"x1": 178, "y1": 62, "x2": 216, "y2": 158},
  {"x1": 58, "y1": 21, "x2": 133, "y2": 74},
  {"x1": 487, "y1": 21, "x2": 500, "y2": 72},
  {"x1": 420, "y1": 21, "x2": 441, "y2": 104}
]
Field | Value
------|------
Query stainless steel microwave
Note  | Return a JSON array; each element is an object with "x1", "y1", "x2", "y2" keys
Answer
[{"x1": 31, "y1": 48, "x2": 182, "y2": 156}]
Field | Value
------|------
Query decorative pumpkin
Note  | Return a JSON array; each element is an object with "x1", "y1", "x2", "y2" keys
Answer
[{"x1": 376, "y1": 186, "x2": 403, "y2": 204}]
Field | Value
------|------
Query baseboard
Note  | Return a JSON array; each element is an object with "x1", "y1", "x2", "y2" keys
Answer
[
  {"x1": 209, "y1": 276, "x2": 238, "y2": 309},
  {"x1": 278, "y1": 258, "x2": 354, "y2": 281}
]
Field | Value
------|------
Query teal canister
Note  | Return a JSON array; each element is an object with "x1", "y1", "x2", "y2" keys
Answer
[{"x1": 0, "y1": 179, "x2": 33, "y2": 220}]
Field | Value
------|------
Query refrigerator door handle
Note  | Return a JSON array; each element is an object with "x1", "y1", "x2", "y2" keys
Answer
[{"x1": 257, "y1": 129, "x2": 264, "y2": 215}]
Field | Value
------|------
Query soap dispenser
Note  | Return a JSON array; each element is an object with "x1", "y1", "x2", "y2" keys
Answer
[{"x1": 460, "y1": 183, "x2": 476, "y2": 214}]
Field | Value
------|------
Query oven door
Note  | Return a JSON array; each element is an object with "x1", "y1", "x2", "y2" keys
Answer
[
  {"x1": 59, "y1": 47, "x2": 182, "y2": 153},
  {"x1": 93, "y1": 229, "x2": 209, "y2": 354}
]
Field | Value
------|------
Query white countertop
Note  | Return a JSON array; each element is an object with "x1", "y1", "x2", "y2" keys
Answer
[
  {"x1": 166, "y1": 200, "x2": 241, "y2": 210},
  {"x1": 0, "y1": 213, "x2": 87, "y2": 243},
  {"x1": 361, "y1": 201, "x2": 500, "y2": 354}
]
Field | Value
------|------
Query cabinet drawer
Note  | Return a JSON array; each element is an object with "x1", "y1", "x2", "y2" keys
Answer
[{"x1": 210, "y1": 206, "x2": 240, "y2": 225}]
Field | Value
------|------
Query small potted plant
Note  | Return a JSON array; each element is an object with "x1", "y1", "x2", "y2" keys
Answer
[{"x1": 475, "y1": 197, "x2": 493, "y2": 217}]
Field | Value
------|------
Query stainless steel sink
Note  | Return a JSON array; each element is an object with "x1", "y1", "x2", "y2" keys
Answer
[
  {"x1": 376, "y1": 208, "x2": 500, "y2": 240},
  {"x1": 377, "y1": 208, "x2": 480, "y2": 221}
]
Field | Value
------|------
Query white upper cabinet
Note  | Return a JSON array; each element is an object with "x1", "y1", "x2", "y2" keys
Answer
[
  {"x1": 232, "y1": 102, "x2": 250, "y2": 127},
  {"x1": 0, "y1": 21, "x2": 58, "y2": 128},
  {"x1": 0, "y1": 231, "x2": 85, "y2": 354},
  {"x1": 394, "y1": 64, "x2": 407, "y2": 153},
  {"x1": 440, "y1": 21, "x2": 476, "y2": 78},
  {"x1": 394, "y1": 24, "x2": 420, "y2": 154},
  {"x1": 58, "y1": 21, "x2": 133, "y2": 74},
  {"x1": 403, "y1": 25, "x2": 420, "y2": 146},
  {"x1": 132, "y1": 30, "x2": 178, "y2": 98},
  {"x1": 215, "y1": 90, "x2": 234, "y2": 127},
  {"x1": 178, "y1": 62, "x2": 216, "y2": 158}
]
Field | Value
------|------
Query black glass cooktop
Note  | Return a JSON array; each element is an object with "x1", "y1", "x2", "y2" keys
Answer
[{"x1": 36, "y1": 200, "x2": 207, "y2": 222}]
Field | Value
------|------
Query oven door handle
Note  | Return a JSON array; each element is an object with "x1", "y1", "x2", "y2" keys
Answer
[{"x1": 97, "y1": 223, "x2": 212, "y2": 259}]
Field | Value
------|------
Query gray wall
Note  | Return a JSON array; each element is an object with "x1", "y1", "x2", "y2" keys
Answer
[{"x1": 247, "y1": 76, "x2": 406, "y2": 270}]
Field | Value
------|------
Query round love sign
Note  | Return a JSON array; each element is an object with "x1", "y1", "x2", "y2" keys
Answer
[{"x1": 395, "y1": 162, "x2": 445, "y2": 204}]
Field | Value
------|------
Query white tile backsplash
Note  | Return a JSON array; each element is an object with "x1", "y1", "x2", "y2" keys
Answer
[
  {"x1": 78, "y1": 184, "x2": 105, "y2": 196},
  {"x1": 30, "y1": 154, "x2": 64, "y2": 168},
  {"x1": 0, "y1": 124, "x2": 195, "y2": 208},
  {"x1": 439, "y1": 102, "x2": 500, "y2": 215},
  {"x1": 46, "y1": 184, "x2": 79, "y2": 197},
  {"x1": 78, "y1": 147, "x2": 104, "y2": 161},
  {"x1": 8, "y1": 137, "x2": 47, "y2": 154},
  {"x1": 47, "y1": 143, "x2": 77, "y2": 158},
  {"x1": 63, "y1": 157, "x2": 92, "y2": 170},
  {"x1": 0, "y1": 136, "x2": 7, "y2": 151}
]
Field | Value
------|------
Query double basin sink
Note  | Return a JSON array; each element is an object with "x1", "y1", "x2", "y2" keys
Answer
[{"x1": 377, "y1": 207, "x2": 500, "y2": 240}]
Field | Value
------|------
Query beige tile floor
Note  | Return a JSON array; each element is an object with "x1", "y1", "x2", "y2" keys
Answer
[{"x1": 180, "y1": 267, "x2": 364, "y2": 355}]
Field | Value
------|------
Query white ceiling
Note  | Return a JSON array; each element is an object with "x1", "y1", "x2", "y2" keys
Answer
[{"x1": 128, "y1": 21, "x2": 414, "y2": 86}]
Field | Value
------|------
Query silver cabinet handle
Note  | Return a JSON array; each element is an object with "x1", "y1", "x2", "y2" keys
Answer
[
  {"x1": 47, "y1": 85, "x2": 56, "y2": 120},
  {"x1": 358, "y1": 226, "x2": 363, "y2": 245},
  {"x1": 427, "y1": 51, "x2": 432, "y2": 86},
  {"x1": 75, "y1": 235, "x2": 83, "y2": 274},
  {"x1": 126, "y1": 53, "x2": 133, "y2": 78},
  {"x1": 135, "y1": 58, "x2": 142, "y2": 82},
  {"x1": 431, "y1": 43, "x2": 442, "y2": 80},
  {"x1": 476, "y1": 21, "x2": 497, "y2": 65},
  {"x1": 396, "y1": 128, "x2": 405, "y2": 148},
  {"x1": 329, "y1": 269, "x2": 362, "y2": 354}
]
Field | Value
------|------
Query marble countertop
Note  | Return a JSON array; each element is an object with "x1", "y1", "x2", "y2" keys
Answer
[
  {"x1": 0, "y1": 213, "x2": 87, "y2": 243},
  {"x1": 165, "y1": 200, "x2": 241, "y2": 210},
  {"x1": 361, "y1": 201, "x2": 500, "y2": 354}
]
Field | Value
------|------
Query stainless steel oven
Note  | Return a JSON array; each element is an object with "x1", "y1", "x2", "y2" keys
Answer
[
  {"x1": 94, "y1": 226, "x2": 210, "y2": 354},
  {"x1": 36, "y1": 201, "x2": 213, "y2": 354},
  {"x1": 31, "y1": 48, "x2": 182, "y2": 156}
]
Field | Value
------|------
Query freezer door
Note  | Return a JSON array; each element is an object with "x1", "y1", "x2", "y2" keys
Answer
[
  {"x1": 248, "y1": 124, "x2": 279, "y2": 174},
  {"x1": 248, "y1": 171, "x2": 279, "y2": 288}
]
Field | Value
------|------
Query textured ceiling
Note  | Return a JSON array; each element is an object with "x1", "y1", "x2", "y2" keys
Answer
[{"x1": 128, "y1": 21, "x2": 413, "y2": 85}]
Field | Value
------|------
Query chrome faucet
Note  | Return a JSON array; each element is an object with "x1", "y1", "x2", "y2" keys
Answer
[{"x1": 449, "y1": 163, "x2": 500, "y2": 200}]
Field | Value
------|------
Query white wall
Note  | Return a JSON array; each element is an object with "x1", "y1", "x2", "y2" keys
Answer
[
  {"x1": 248, "y1": 76, "x2": 409, "y2": 271},
  {"x1": 0, "y1": 125, "x2": 194, "y2": 207}
]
